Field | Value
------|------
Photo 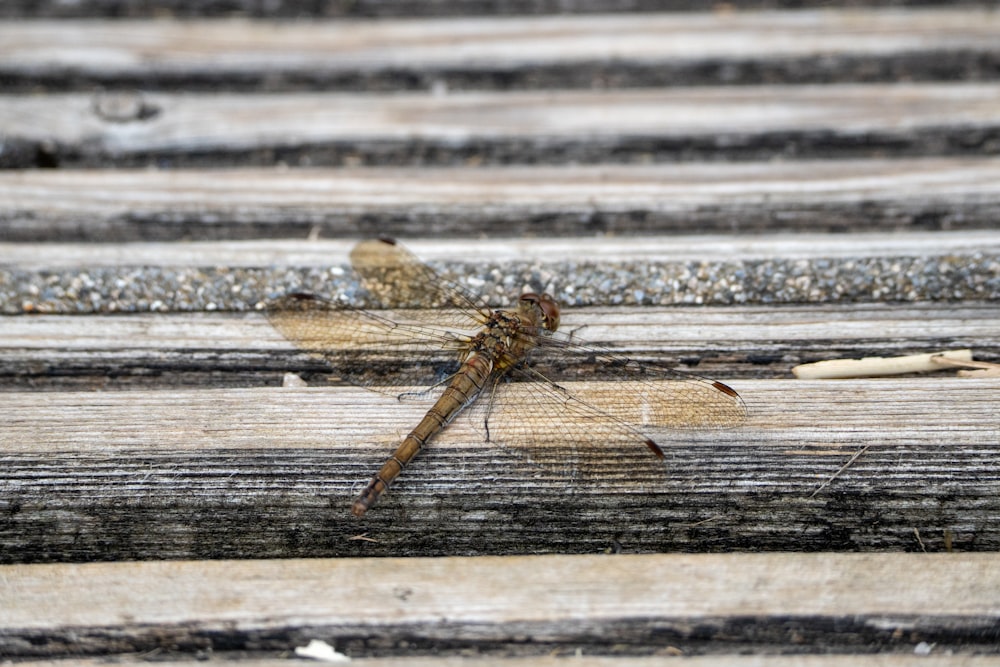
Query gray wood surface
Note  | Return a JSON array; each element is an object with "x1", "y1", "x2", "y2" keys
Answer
[
  {"x1": 3, "y1": 553, "x2": 1000, "y2": 658},
  {"x1": 3, "y1": 377, "x2": 998, "y2": 560},
  {"x1": 8, "y1": 659, "x2": 1000, "y2": 667},
  {"x1": 2, "y1": 4, "x2": 999, "y2": 662},
  {"x1": 4, "y1": 0, "x2": 984, "y2": 18},
  {"x1": 2, "y1": 302, "x2": 997, "y2": 389},
  {"x1": 3, "y1": 9, "x2": 999, "y2": 91},
  {"x1": 4, "y1": 158, "x2": 1000, "y2": 240},
  {"x1": 3, "y1": 83, "x2": 1000, "y2": 168},
  {"x1": 4, "y1": 231, "x2": 999, "y2": 269}
]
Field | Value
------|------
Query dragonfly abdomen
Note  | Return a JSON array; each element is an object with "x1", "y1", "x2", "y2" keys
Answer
[{"x1": 351, "y1": 354, "x2": 494, "y2": 517}]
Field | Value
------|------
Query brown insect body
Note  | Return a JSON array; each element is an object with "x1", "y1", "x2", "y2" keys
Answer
[
  {"x1": 266, "y1": 239, "x2": 747, "y2": 518},
  {"x1": 352, "y1": 293, "x2": 559, "y2": 516}
]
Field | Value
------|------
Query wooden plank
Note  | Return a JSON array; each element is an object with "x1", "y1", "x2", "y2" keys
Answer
[
  {"x1": 4, "y1": 303, "x2": 998, "y2": 351},
  {"x1": 1, "y1": 0, "x2": 977, "y2": 19},
  {"x1": 2, "y1": 229, "x2": 998, "y2": 267},
  {"x1": 10, "y1": 659, "x2": 1000, "y2": 667},
  {"x1": 2, "y1": 378, "x2": 998, "y2": 560},
  {"x1": 3, "y1": 83, "x2": 1000, "y2": 168},
  {"x1": 3, "y1": 9, "x2": 999, "y2": 91},
  {"x1": 3, "y1": 554, "x2": 1000, "y2": 658},
  {"x1": 1, "y1": 303, "x2": 997, "y2": 389},
  {"x1": 4, "y1": 158, "x2": 1000, "y2": 241}
]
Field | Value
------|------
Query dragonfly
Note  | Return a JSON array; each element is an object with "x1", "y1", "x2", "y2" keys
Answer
[{"x1": 266, "y1": 238, "x2": 747, "y2": 517}]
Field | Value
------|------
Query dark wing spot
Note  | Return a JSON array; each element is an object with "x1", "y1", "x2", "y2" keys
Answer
[
  {"x1": 645, "y1": 438, "x2": 665, "y2": 459},
  {"x1": 712, "y1": 381, "x2": 740, "y2": 398}
]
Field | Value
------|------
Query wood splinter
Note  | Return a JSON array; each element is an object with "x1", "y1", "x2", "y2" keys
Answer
[
  {"x1": 929, "y1": 354, "x2": 1000, "y2": 378},
  {"x1": 792, "y1": 349, "x2": 973, "y2": 379}
]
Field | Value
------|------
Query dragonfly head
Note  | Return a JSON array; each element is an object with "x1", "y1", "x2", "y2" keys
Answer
[{"x1": 519, "y1": 292, "x2": 560, "y2": 333}]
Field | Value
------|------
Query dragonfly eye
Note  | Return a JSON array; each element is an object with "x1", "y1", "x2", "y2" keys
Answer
[{"x1": 520, "y1": 292, "x2": 560, "y2": 332}]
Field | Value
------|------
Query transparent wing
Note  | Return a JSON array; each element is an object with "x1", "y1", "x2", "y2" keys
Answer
[
  {"x1": 464, "y1": 331, "x2": 747, "y2": 476},
  {"x1": 267, "y1": 238, "x2": 495, "y2": 394},
  {"x1": 269, "y1": 238, "x2": 748, "y2": 476},
  {"x1": 528, "y1": 331, "x2": 748, "y2": 430},
  {"x1": 349, "y1": 237, "x2": 491, "y2": 330},
  {"x1": 266, "y1": 292, "x2": 471, "y2": 393}
]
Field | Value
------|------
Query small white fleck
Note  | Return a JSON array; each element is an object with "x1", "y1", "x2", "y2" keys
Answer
[
  {"x1": 295, "y1": 639, "x2": 350, "y2": 662},
  {"x1": 914, "y1": 641, "x2": 935, "y2": 656},
  {"x1": 431, "y1": 79, "x2": 449, "y2": 96},
  {"x1": 282, "y1": 373, "x2": 308, "y2": 388}
]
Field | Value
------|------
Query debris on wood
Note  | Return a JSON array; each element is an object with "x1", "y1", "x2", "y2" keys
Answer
[
  {"x1": 930, "y1": 354, "x2": 1000, "y2": 378},
  {"x1": 792, "y1": 349, "x2": 973, "y2": 379},
  {"x1": 809, "y1": 444, "x2": 871, "y2": 498},
  {"x1": 294, "y1": 639, "x2": 351, "y2": 662}
]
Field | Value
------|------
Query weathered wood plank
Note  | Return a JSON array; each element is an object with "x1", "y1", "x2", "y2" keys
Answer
[
  {"x1": 4, "y1": 231, "x2": 999, "y2": 268},
  {"x1": 3, "y1": 554, "x2": 1000, "y2": 658},
  {"x1": 1, "y1": 0, "x2": 978, "y2": 19},
  {"x1": 3, "y1": 83, "x2": 1000, "y2": 168},
  {"x1": 10, "y1": 659, "x2": 1000, "y2": 667},
  {"x1": 2, "y1": 379, "x2": 998, "y2": 560},
  {"x1": 1, "y1": 303, "x2": 997, "y2": 388},
  {"x1": 4, "y1": 158, "x2": 1000, "y2": 241},
  {"x1": 3, "y1": 9, "x2": 999, "y2": 91}
]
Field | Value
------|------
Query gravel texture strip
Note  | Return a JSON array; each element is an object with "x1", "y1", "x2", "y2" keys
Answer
[{"x1": 2, "y1": 254, "x2": 997, "y2": 315}]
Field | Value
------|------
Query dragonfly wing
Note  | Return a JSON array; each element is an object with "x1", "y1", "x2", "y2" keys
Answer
[
  {"x1": 464, "y1": 367, "x2": 672, "y2": 480},
  {"x1": 461, "y1": 332, "x2": 747, "y2": 476},
  {"x1": 524, "y1": 332, "x2": 748, "y2": 430},
  {"x1": 349, "y1": 238, "x2": 491, "y2": 330},
  {"x1": 266, "y1": 292, "x2": 469, "y2": 394}
]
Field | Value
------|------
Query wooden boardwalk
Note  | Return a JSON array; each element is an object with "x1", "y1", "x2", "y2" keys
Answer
[{"x1": 1, "y1": 2, "x2": 999, "y2": 663}]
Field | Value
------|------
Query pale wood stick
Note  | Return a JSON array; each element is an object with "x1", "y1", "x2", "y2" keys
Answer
[
  {"x1": 792, "y1": 349, "x2": 972, "y2": 379},
  {"x1": 931, "y1": 354, "x2": 1000, "y2": 377}
]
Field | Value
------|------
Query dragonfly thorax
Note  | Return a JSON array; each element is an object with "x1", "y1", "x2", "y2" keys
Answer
[
  {"x1": 518, "y1": 292, "x2": 560, "y2": 332},
  {"x1": 462, "y1": 297, "x2": 555, "y2": 374}
]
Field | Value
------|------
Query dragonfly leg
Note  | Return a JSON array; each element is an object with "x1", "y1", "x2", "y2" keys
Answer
[{"x1": 480, "y1": 374, "x2": 509, "y2": 443}]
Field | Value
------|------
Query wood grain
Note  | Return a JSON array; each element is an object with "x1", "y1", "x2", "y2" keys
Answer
[
  {"x1": 2, "y1": 0, "x2": 983, "y2": 18},
  {"x1": 7, "y1": 658, "x2": 1000, "y2": 667},
  {"x1": 2, "y1": 303, "x2": 997, "y2": 388},
  {"x1": 4, "y1": 83, "x2": 1000, "y2": 167},
  {"x1": 2, "y1": 378, "x2": 998, "y2": 560},
  {"x1": 2, "y1": 9, "x2": 999, "y2": 91},
  {"x1": 2, "y1": 4, "x2": 999, "y2": 662},
  {"x1": 3, "y1": 553, "x2": 999, "y2": 658},
  {"x1": 3, "y1": 230, "x2": 998, "y2": 269},
  {"x1": 4, "y1": 158, "x2": 1000, "y2": 240}
]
